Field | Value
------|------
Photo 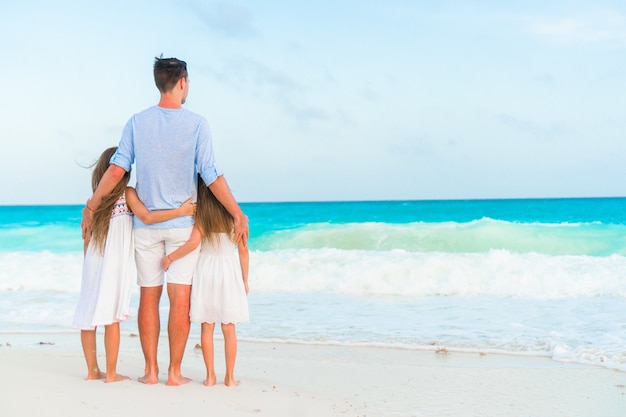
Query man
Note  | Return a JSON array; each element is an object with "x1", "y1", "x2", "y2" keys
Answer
[{"x1": 81, "y1": 57, "x2": 248, "y2": 386}]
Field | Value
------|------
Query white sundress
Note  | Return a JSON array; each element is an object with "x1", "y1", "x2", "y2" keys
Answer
[
  {"x1": 190, "y1": 232, "x2": 249, "y2": 324},
  {"x1": 73, "y1": 194, "x2": 134, "y2": 330}
]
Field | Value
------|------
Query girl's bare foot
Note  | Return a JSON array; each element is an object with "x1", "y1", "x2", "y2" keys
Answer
[
  {"x1": 203, "y1": 371, "x2": 216, "y2": 386},
  {"x1": 224, "y1": 375, "x2": 240, "y2": 387},
  {"x1": 86, "y1": 370, "x2": 105, "y2": 380},
  {"x1": 105, "y1": 373, "x2": 130, "y2": 383}
]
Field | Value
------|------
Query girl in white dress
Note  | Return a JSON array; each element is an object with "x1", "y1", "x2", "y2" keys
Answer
[
  {"x1": 162, "y1": 175, "x2": 249, "y2": 387},
  {"x1": 75, "y1": 147, "x2": 194, "y2": 383}
]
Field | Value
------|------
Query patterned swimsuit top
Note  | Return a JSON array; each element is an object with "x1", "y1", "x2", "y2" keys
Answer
[{"x1": 111, "y1": 193, "x2": 132, "y2": 218}]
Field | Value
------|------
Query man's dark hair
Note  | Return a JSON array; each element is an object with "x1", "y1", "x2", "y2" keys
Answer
[{"x1": 153, "y1": 57, "x2": 188, "y2": 93}]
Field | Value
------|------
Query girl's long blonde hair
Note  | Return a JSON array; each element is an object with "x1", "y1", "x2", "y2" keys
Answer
[
  {"x1": 195, "y1": 174, "x2": 233, "y2": 246},
  {"x1": 90, "y1": 147, "x2": 130, "y2": 254}
]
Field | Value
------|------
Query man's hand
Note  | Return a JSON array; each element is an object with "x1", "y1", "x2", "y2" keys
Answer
[
  {"x1": 81, "y1": 164, "x2": 127, "y2": 239},
  {"x1": 233, "y1": 214, "x2": 249, "y2": 245},
  {"x1": 81, "y1": 201, "x2": 95, "y2": 240}
]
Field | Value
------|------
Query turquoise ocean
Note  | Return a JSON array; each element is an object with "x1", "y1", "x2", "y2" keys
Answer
[{"x1": 1, "y1": 198, "x2": 625, "y2": 371}]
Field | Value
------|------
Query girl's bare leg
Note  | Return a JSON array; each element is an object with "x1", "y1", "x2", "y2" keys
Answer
[
  {"x1": 104, "y1": 322, "x2": 130, "y2": 383},
  {"x1": 221, "y1": 323, "x2": 239, "y2": 386},
  {"x1": 80, "y1": 329, "x2": 104, "y2": 380},
  {"x1": 201, "y1": 322, "x2": 216, "y2": 386}
]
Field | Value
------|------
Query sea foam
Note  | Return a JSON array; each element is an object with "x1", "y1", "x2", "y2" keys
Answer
[{"x1": 3, "y1": 249, "x2": 626, "y2": 299}]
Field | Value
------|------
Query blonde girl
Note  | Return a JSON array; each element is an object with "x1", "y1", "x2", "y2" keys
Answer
[
  {"x1": 162, "y1": 175, "x2": 249, "y2": 386},
  {"x1": 74, "y1": 146, "x2": 194, "y2": 382}
]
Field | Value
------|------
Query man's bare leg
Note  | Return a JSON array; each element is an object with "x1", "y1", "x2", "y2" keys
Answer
[
  {"x1": 138, "y1": 285, "x2": 163, "y2": 384},
  {"x1": 201, "y1": 322, "x2": 216, "y2": 386},
  {"x1": 104, "y1": 322, "x2": 130, "y2": 383},
  {"x1": 222, "y1": 323, "x2": 240, "y2": 386},
  {"x1": 166, "y1": 283, "x2": 192, "y2": 386},
  {"x1": 80, "y1": 329, "x2": 104, "y2": 380}
]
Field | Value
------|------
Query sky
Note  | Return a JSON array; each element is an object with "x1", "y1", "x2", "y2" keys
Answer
[{"x1": 1, "y1": 0, "x2": 625, "y2": 205}]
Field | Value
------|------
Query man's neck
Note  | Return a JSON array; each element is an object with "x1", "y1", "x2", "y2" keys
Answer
[{"x1": 158, "y1": 94, "x2": 182, "y2": 109}]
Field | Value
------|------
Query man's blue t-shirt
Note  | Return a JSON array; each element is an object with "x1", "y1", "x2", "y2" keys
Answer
[{"x1": 110, "y1": 106, "x2": 223, "y2": 229}]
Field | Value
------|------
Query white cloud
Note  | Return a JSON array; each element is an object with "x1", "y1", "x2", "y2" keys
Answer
[
  {"x1": 530, "y1": 11, "x2": 626, "y2": 44},
  {"x1": 187, "y1": 1, "x2": 257, "y2": 38},
  {"x1": 496, "y1": 114, "x2": 567, "y2": 143}
]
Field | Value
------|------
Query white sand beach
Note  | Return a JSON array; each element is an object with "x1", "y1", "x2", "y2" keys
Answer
[{"x1": 0, "y1": 333, "x2": 624, "y2": 417}]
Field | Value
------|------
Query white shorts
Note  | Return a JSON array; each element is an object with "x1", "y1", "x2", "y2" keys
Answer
[{"x1": 134, "y1": 226, "x2": 199, "y2": 287}]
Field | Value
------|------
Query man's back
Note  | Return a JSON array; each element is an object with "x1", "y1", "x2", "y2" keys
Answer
[{"x1": 111, "y1": 105, "x2": 222, "y2": 229}]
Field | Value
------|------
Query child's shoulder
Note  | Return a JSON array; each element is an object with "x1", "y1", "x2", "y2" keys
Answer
[{"x1": 112, "y1": 194, "x2": 132, "y2": 217}]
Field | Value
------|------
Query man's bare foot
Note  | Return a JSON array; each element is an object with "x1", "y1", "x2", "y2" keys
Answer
[
  {"x1": 138, "y1": 373, "x2": 159, "y2": 385},
  {"x1": 224, "y1": 375, "x2": 240, "y2": 387},
  {"x1": 166, "y1": 374, "x2": 191, "y2": 386},
  {"x1": 105, "y1": 373, "x2": 130, "y2": 383},
  {"x1": 86, "y1": 370, "x2": 105, "y2": 380},
  {"x1": 203, "y1": 372, "x2": 216, "y2": 386}
]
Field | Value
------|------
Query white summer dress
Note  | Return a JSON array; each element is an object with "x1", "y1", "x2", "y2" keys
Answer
[
  {"x1": 190, "y1": 233, "x2": 249, "y2": 324},
  {"x1": 73, "y1": 194, "x2": 134, "y2": 330}
]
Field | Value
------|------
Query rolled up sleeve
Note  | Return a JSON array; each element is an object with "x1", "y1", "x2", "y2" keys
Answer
[
  {"x1": 110, "y1": 119, "x2": 134, "y2": 171},
  {"x1": 196, "y1": 119, "x2": 224, "y2": 185}
]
